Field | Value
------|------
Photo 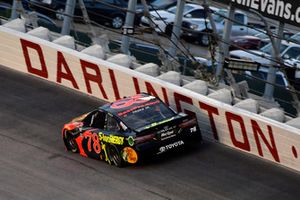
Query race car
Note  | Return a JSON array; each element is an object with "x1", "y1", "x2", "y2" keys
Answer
[{"x1": 62, "y1": 93, "x2": 202, "y2": 167}]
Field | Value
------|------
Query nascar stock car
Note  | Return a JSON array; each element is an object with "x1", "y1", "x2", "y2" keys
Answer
[{"x1": 62, "y1": 93, "x2": 202, "y2": 167}]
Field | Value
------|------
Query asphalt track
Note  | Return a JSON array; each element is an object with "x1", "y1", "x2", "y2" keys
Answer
[{"x1": 1, "y1": 65, "x2": 300, "y2": 200}]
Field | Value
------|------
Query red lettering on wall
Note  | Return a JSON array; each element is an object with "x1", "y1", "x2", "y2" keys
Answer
[
  {"x1": 226, "y1": 112, "x2": 250, "y2": 151},
  {"x1": 162, "y1": 87, "x2": 169, "y2": 106},
  {"x1": 56, "y1": 52, "x2": 79, "y2": 89},
  {"x1": 145, "y1": 82, "x2": 169, "y2": 106},
  {"x1": 174, "y1": 92, "x2": 196, "y2": 118},
  {"x1": 108, "y1": 69, "x2": 120, "y2": 100},
  {"x1": 132, "y1": 77, "x2": 140, "y2": 94},
  {"x1": 251, "y1": 120, "x2": 280, "y2": 162},
  {"x1": 145, "y1": 82, "x2": 158, "y2": 97},
  {"x1": 199, "y1": 102, "x2": 219, "y2": 140},
  {"x1": 20, "y1": 39, "x2": 48, "y2": 78},
  {"x1": 80, "y1": 60, "x2": 108, "y2": 99}
]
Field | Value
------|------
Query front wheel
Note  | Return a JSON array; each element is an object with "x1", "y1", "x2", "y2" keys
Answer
[
  {"x1": 107, "y1": 144, "x2": 124, "y2": 167},
  {"x1": 111, "y1": 15, "x2": 124, "y2": 29},
  {"x1": 63, "y1": 130, "x2": 78, "y2": 153},
  {"x1": 55, "y1": 8, "x2": 65, "y2": 21},
  {"x1": 198, "y1": 32, "x2": 210, "y2": 46}
]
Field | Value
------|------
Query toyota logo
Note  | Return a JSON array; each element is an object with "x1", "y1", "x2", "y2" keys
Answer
[{"x1": 159, "y1": 146, "x2": 166, "y2": 152}]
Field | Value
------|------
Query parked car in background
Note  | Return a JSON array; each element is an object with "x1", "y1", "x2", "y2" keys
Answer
[
  {"x1": 244, "y1": 66, "x2": 288, "y2": 87},
  {"x1": 28, "y1": 0, "x2": 145, "y2": 29},
  {"x1": 230, "y1": 41, "x2": 300, "y2": 67},
  {"x1": 229, "y1": 35, "x2": 262, "y2": 50},
  {"x1": 288, "y1": 32, "x2": 300, "y2": 44},
  {"x1": 181, "y1": 9, "x2": 261, "y2": 46},
  {"x1": 229, "y1": 30, "x2": 294, "y2": 51},
  {"x1": 140, "y1": 3, "x2": 218, "y2": 34},
  {"x1": 255, "y1": 31, "x2": 293, "y2": 46},
  {"x1": 149, "y1": 0, "x2": 177, "y2": 10},
  {"x1": 0, "y1": 2, "x2": 92, "y2": 45}
]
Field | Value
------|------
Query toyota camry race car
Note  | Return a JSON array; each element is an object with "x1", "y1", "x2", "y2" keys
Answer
[{"x1": 62, "y1": 93, "x2": 202, "y2": 167}]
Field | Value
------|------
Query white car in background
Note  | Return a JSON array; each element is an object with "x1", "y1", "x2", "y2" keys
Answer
[
  {"x1": 140, "y1": 3, "x2": 218, "y2": 33},
  {"x1": 230, "y1": 41, "x2": 300, "y2": 67},
  {"x1": 181, "y1": 9, "x2": 261, "y2": 46}
]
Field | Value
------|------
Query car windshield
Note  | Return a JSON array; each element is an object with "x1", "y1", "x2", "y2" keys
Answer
[
  {"x1": 168, "y1": 4, "x2": 194, "y2": 14},
  {"x1": 151, "y1": 0, "x2": 174, "y2": 8},
  {"x1": 290, "y1": 33, "x2": 300, "y2": 42},
  {"x1": 118, "y1": 101, "x2": 176, "y2": 130},
  {"x1": 255, "y1": 32, "x2": 268, "y2": 39},
  {"x1": 260, "y1": 43, "x2": 288, "y2": 55},
  {"x1": 212, "y1": 9, "x2": 227, "y2": 23}
]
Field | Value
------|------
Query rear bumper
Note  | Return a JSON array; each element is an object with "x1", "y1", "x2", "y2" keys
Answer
[{"x1": 135, "y1": 131, "x2": 202, "y2": 155}]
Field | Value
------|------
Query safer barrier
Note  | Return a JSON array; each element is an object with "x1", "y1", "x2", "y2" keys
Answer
[{"x1": 1, "y1": 26, "x2": 300, "y2": 172}]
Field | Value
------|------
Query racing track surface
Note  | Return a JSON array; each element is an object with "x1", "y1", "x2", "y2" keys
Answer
[{"x1": 1, "y1": 65, "x2": 300, "y2": 200}]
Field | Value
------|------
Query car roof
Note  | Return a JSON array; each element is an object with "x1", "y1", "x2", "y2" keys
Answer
[
  {"x1": 282, "y1": 40, "x2": 300, "y2": 47},
  {"x1": 217, "y1": 8, "x2": 245, "y2": 15},
  {"x1": 100, "y1": 93, "x2": 160, "y2": 116}
]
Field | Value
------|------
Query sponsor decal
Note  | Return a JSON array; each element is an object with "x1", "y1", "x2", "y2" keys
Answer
[
  {"x1": 127, "y1": 136, "x2": 135, "y2": 146},
  {"x1": 117, "y1": 100, "x2": 160, "y2": 116},
  {"x1": 158, "y1": 125, "x2": 177, "y2": 140},
  {"x1": 157, "y1": 140, "x2": 185, "y2": 154},
  {"x1": 143, "y1": 117, "x2": 174, "y2": 130},
  {"x1": 98, "y1": 133, "x2": 124, "y2": 145},
  {"x1": 122, "y1": 147, "x2": 138, "y2": 164},
  {"x1": 190, "y1": 126, "x2": 197, "y2": 133},
  {"x1": 160, "y1": 130, "x2": 176, "y2": 140}
]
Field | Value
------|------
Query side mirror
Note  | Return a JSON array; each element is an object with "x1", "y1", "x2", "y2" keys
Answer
[
  {"x1": 283, "y1": 54, "x2": 290, "y2": 60},
  {"x1": 185, "y1": 14, "x2": 192, "y2": 18}
]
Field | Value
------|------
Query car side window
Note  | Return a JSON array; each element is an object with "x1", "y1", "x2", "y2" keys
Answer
[
  {"x1": 234, "y1": 13, "x2": 244, "y2": 25},
  {"x1": 105, "y1": 115, "x2": 121, "y2": 132},
  {"x1": 104, "y1": 0, "x2": 115, "y2": 4},
  {"x1": 283, "y1": 47, "x2": 300, "y2": 60},
  {"x1": 187, "y1": 10, "x2": 205, "y2": 18},
  {"x1": 84, "y1": 111, "x2": 105, "y2": 129}
]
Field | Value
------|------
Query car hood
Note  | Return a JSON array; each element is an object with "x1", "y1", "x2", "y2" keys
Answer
[
  {"x1": 231, "y1": 35, "x2": 260, "y2": 40},
  {"x1": 230, "y1": 50, "x2": 271, "y2": 64}
]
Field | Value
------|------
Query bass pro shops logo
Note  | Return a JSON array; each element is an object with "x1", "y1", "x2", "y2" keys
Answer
[{"x1": 157, "y1": 140, "x2": 184, "y2": 154}]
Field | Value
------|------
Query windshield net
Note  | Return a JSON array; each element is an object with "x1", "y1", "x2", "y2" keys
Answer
[{"x1": 118, "y1": 101, "x2": 175, "y2": 130}]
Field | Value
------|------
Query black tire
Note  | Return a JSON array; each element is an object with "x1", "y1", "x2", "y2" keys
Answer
[
  {"x1": 63, "y1": 130, "x2": 78, "y2": 153},
  {"x1": 107, "y1": 144, "x2": 124, "y2": 167},
  {"x1": 198, "y1": 30, "x2": 212, "y2": 47},
  {"x1": 165, "y1": 24, "x2": 173, "y2": 37},
  {"x1": 55, "y1": 8, "x2": 65, "y2": 21},
  {"x1": 111, "y1": 15, "x2": 124, "y2": 29}
]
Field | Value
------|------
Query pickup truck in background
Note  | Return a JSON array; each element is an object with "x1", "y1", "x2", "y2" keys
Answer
[
  {"x1": 181, "y1": 9, "x2": 261, "y2": 46},
  {"x1": 230, "y1": 41, "x2": 300, "y2": 68}
]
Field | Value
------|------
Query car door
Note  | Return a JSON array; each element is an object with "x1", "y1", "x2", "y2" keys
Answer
[
  {"x1": 184, "y1": 9, "x2": 206, "y2": 19},
  {"x1": 85, "y1": 0, "x2": 124, "y2": 23},
  {"x1": 231, "y1": 13, "x2": 248, "y2": 36},
  {"x1": 282, "y1": 46, "x2": 300, "y2": 61}
]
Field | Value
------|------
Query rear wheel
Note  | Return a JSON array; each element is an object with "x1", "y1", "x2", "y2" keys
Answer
[
  {"x1": 111, "y1": 15, "x2": 124, "y2": 29},
  {"x1": 55, "y1": 8, "x2": 65, "y2": 21},
  {"x1": 199, "y1": 32, "x2": 210, "y2": 46},
  {"x1": 198, "y1": 29, "x2": 214, "y2": 46},
  {"x1": 63, "y1": 130, "x2": 78, "y2": 153},
  {"x1": 107, "y1": 144, "x2": 124, "y2": 167}
]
